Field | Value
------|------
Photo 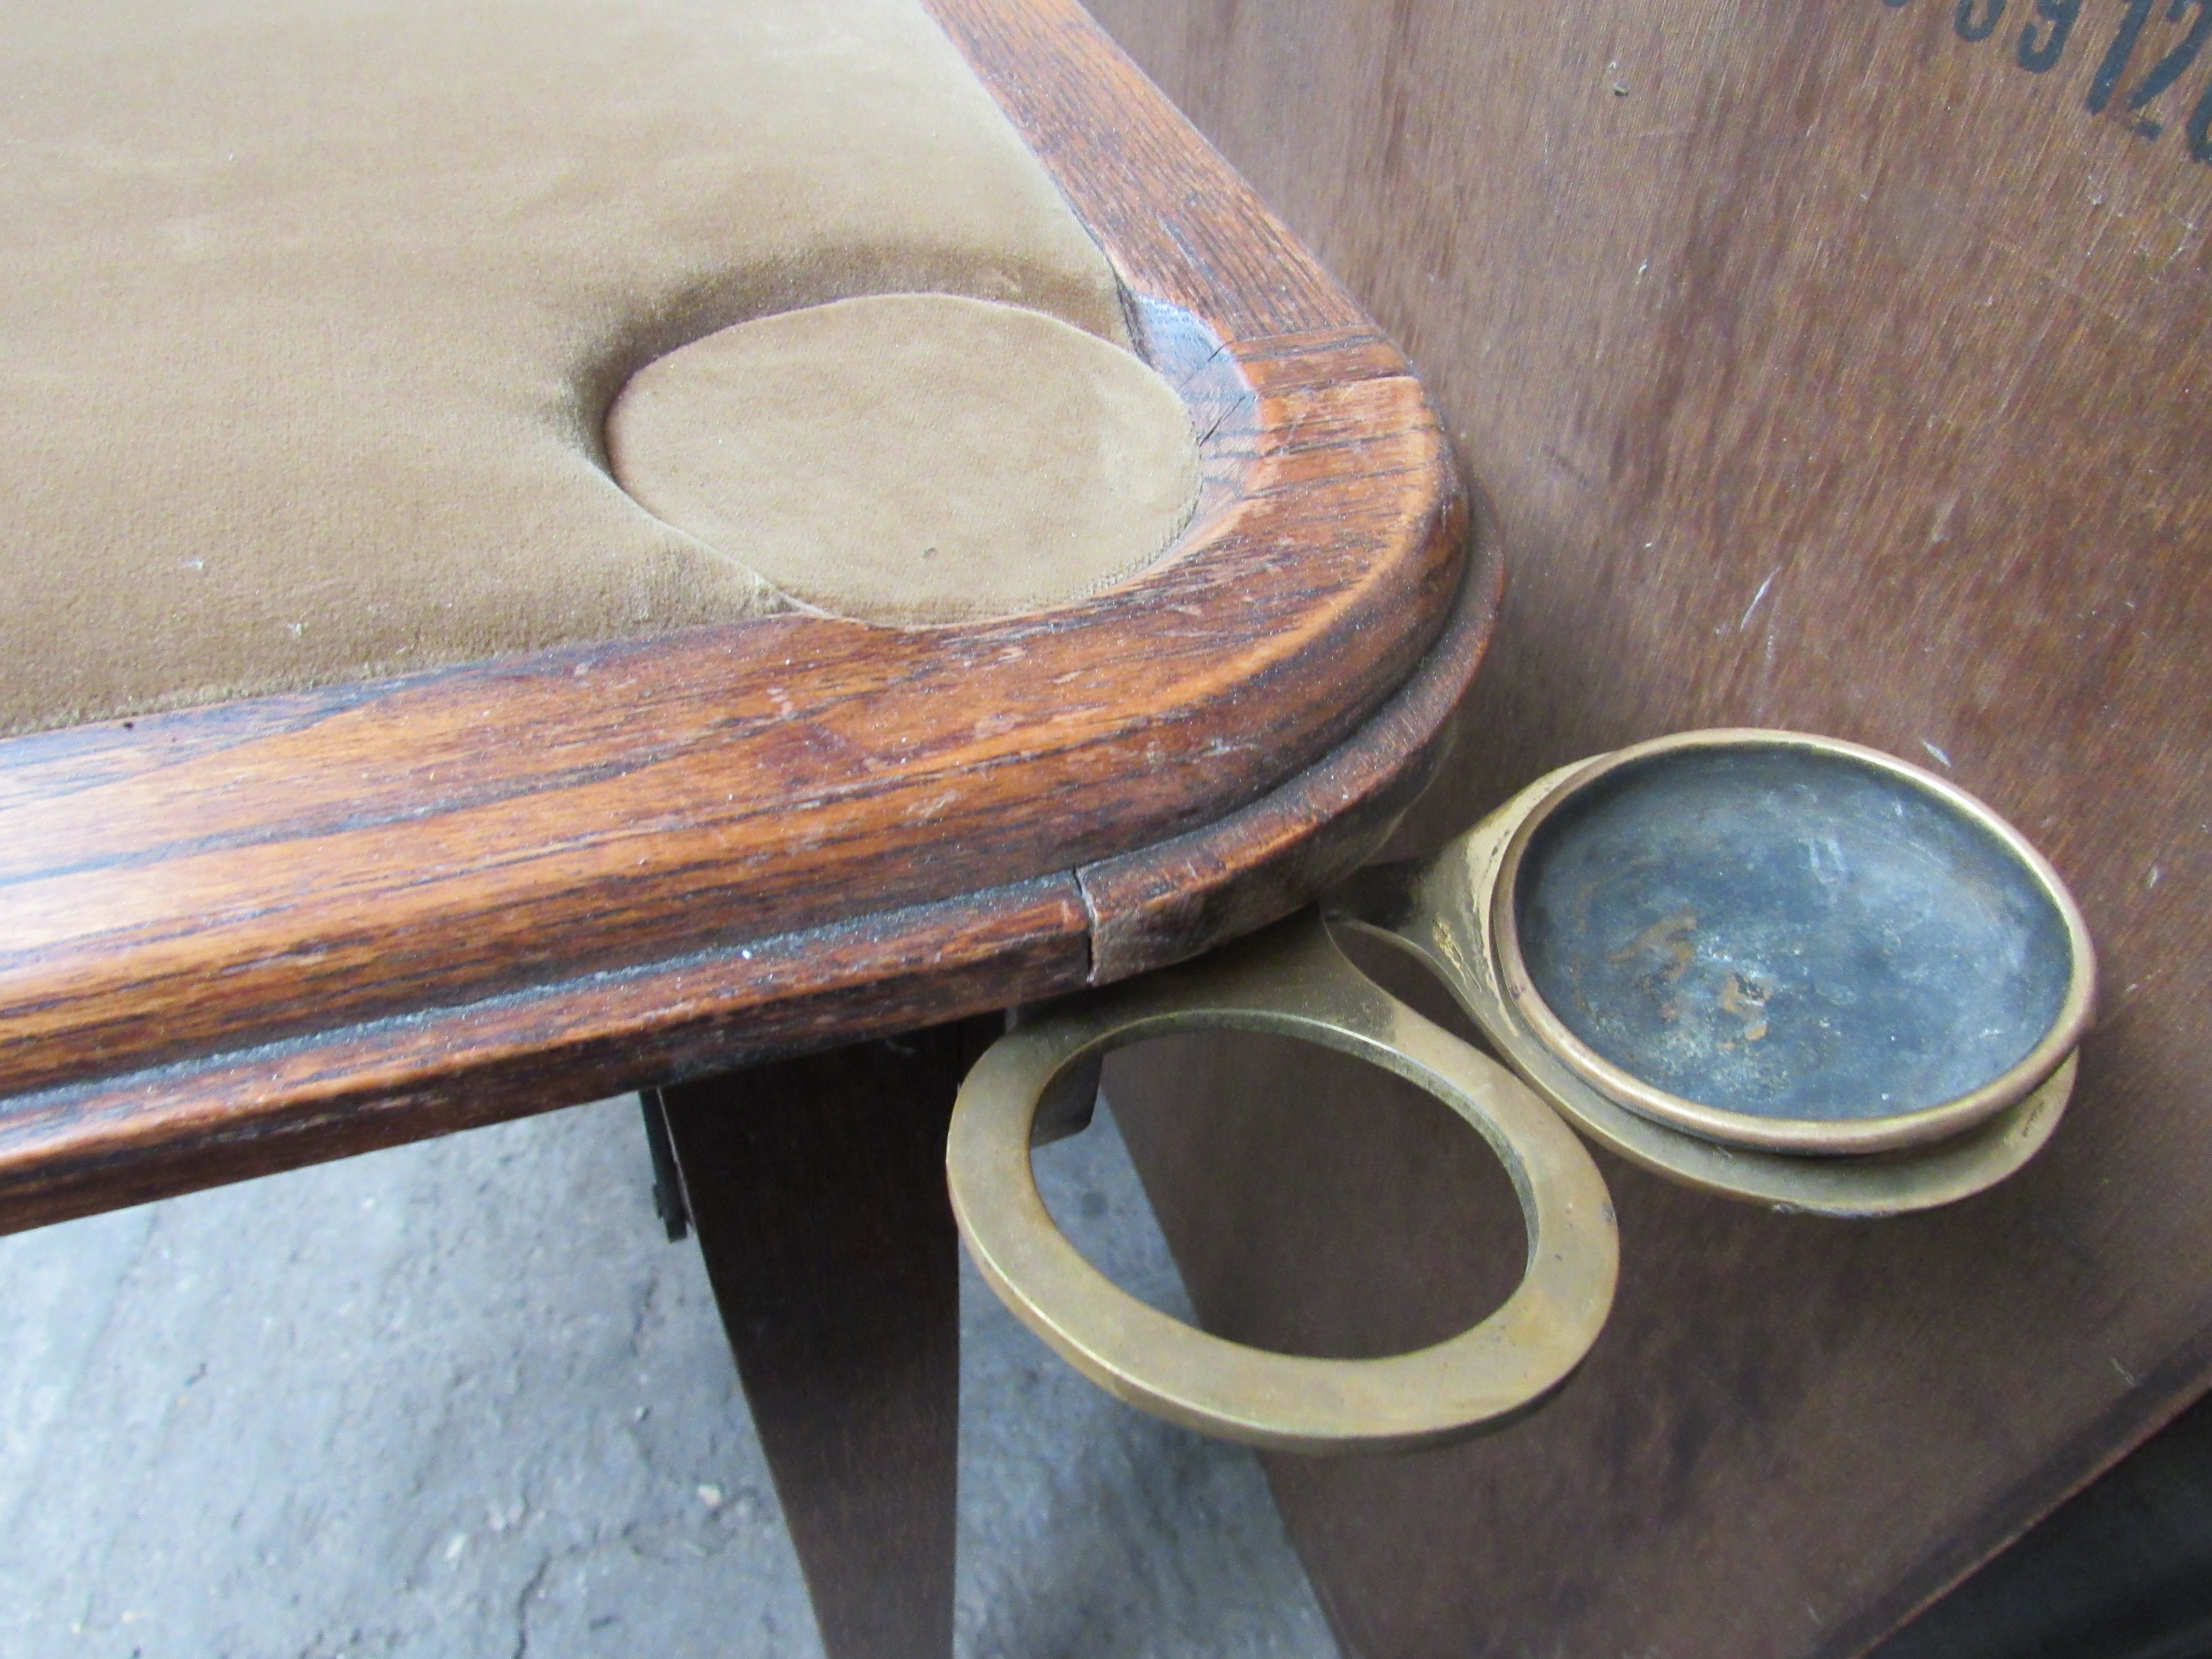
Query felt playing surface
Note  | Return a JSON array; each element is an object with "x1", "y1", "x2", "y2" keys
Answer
[{"x1": 0, "y1": 0, "x2": 1196, "y2": 735}]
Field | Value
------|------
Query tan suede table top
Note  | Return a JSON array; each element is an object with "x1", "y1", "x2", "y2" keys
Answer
[{"x1": 0, "y1": 0, "x2": 1199, "y2": 736}]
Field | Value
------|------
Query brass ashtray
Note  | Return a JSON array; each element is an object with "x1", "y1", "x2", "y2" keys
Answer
[
  {"x1": 948, "y1": 730, "x2": 2097, "y2": 1451},
  {"x1": 1493, "y1": 730, "x2": 2094, "y2": 1156},
  {"x1": 1334, "y1": 729, "x2": 2096, "y2": 1216}
]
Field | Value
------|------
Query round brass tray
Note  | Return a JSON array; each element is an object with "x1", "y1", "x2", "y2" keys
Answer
[
  {"x1": 1328, "y1": 753, "x2": 2081, "y2": 1217},
  {"x1": 1488, "y1": 731, "x2": 2094, "y2": 1157}
]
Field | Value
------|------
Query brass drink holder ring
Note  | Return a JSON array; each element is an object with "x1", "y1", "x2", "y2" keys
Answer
[
  {"x1": 947, "y1": 730, "x2": 2096, "y2": 1452},
  {"x1": 946, "y1": 914, "x2": 1620, "y2": 1454}
]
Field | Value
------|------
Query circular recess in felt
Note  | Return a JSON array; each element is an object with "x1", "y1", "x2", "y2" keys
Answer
[{"x1": 605, "y1": 293, "x2": 1200, "y2": 624}]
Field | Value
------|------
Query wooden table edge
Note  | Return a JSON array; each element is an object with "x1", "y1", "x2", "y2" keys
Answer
[
  {"x1": 0, "y1": 0, "x2": 1490, "y2": 1226},
  {"x1": 0, "y1": 522, "x2": 1495, "y2": 1235}
]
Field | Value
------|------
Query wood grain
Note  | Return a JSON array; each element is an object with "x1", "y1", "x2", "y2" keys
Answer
[
  {"x1": 1084, "y1": 1, "x2": 2212, "y2": 1655},
  {"x1": 1080, "y1": 471, "x2": 1489, "y2": 984},
  {"x1": 0, "y1": 877, "x2": 1086, "y2": 1235},
  {"x1": 0, "y1": 0, "x2": 1483, "y2": 1226}
]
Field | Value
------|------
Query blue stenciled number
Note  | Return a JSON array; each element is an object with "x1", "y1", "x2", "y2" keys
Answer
[
  {"x1": 1957, "y1": 0, "x2": 2007, "y2": 39},
  {"x1": 2189, "y1": 77, "x2": 2212, "y2": 158},
  {"x1": 2018, "y1": 0, "x2": 2082, "y2": 70},
  {"x1": 1906, "y1": 0, "x2": 2212, "y2": 163},
  {"x1": 2089, "y1": 0, "x2": 2158, "y2": 109},
  {"x1": 2126, "y1": 0, "x2": 2212, "y2": 131}
]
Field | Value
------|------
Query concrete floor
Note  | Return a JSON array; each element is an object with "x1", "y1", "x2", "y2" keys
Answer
[{"x1": 0, "y1": 1094, "x2": 1335, "y2": 1659}]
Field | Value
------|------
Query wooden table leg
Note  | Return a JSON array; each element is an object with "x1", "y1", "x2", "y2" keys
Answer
[{"x1": 654, "y1": 1016, "x2": 998, "y2": 1659}]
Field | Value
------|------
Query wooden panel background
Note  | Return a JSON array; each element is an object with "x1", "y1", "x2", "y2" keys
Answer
[{"x1": 1083, "y1": 1, "x2": 2212, "y2": 1654}]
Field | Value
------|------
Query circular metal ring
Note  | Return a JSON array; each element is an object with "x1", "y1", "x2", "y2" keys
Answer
[
  {"x1": 1490, "y1": 730, "x2": 2095, "y2": 1156},
  {"x1": 1331, "y1": 763, "x2": 2079, "y2": 1216},
  {"x1": 947, "y1": 914, "x2": 1619, "y2": 1454}
]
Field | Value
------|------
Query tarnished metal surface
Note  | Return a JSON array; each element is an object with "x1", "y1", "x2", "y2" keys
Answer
[
  {"x1": 1491, "y1": 732, "x2": 2095, "y2": 1156},
  {"x1": 1513, "y1": 744, "x2": 2070, "y2": 1120}
]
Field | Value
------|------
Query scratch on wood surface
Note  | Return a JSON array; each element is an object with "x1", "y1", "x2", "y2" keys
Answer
[
  {"x1": 1989, "y1": 236, "x2": 2158, "y2": 346},
  {"x1": 1739, "y1": 569, "x2": 1778, "y2": 632}
]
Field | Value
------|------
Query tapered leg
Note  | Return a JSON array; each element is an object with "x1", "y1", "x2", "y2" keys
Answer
[{"x1": 655, "y1": 1017, "x2": 998, "y2": 1659}]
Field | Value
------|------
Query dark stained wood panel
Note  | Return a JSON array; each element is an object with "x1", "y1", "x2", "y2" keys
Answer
[
  {"x1": 660, "y1": 1016, "x2": 1003, "y2": 1659},
  {"x1": 1083, "y1": 1, "x2": 2212, "y2": 1654}
]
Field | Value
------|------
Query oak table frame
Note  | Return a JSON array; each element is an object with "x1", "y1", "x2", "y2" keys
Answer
[
  {"x1": 0, "y1": 1, "x2": 1487, "y2": 1653},
  {"x1": 0, "y1": 0, "x2": 1487, "y2": 1227}
]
